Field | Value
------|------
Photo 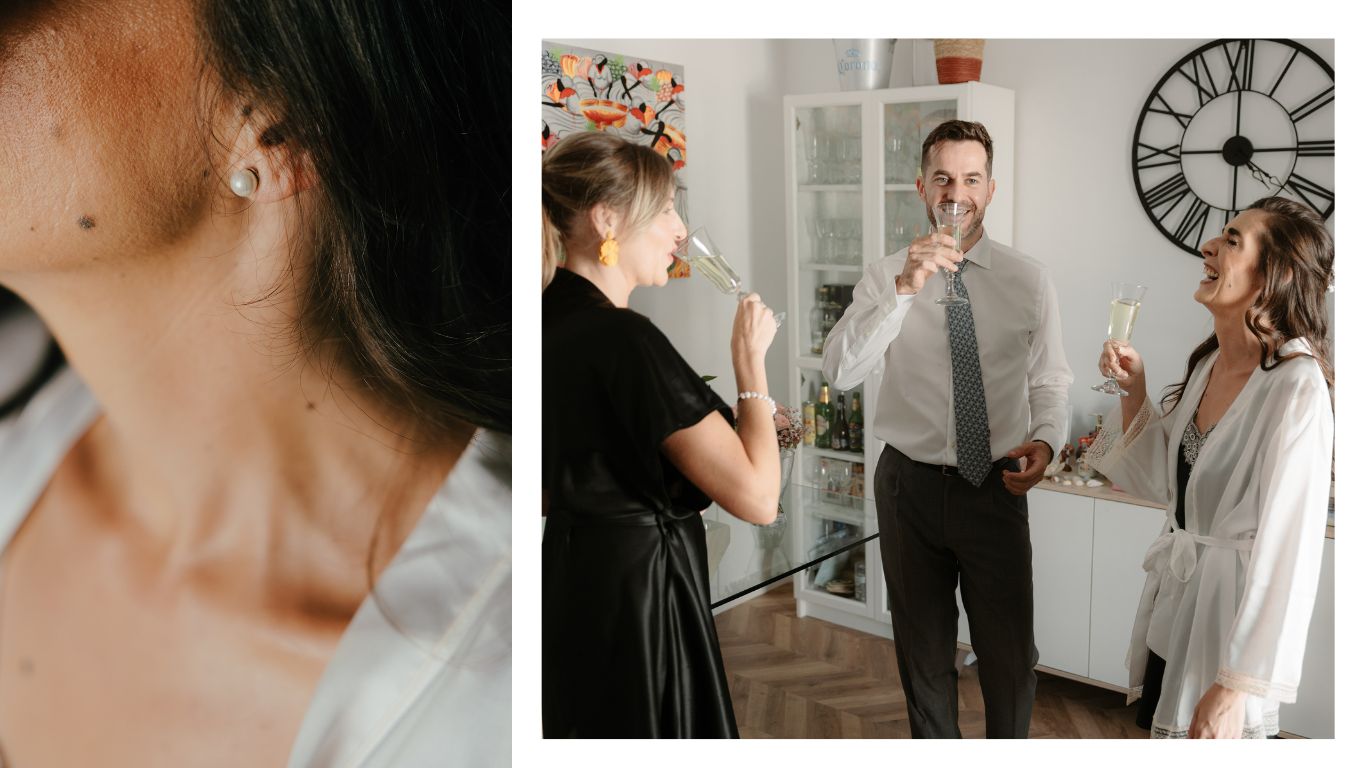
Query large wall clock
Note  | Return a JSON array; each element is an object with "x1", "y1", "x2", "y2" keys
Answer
[{"x1": 1132, "y1": 39, "x2": 1333, "y2": 256}]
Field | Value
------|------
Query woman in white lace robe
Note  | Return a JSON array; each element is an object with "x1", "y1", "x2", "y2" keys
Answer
[{"x1": 1088, "y1": 197, "x2": 1333, "y2": 739}]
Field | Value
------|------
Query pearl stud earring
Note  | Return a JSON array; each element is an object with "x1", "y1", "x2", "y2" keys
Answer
[{"x1": 229, "y1": 168, "x2": 259, "y2": 198}]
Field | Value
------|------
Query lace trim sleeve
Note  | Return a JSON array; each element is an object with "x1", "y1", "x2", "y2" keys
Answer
[
  {"x1": 1215, "y1": 667, "x2": 1297, "y2": 703},
  {"x1": 1086, "y1": 396, "x2": 1155, "y2": 467}
]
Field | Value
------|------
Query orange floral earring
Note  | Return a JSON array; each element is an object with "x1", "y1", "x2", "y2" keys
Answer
[{"x1": 599, "y1": 229, "x2": 619, "y2": 267}]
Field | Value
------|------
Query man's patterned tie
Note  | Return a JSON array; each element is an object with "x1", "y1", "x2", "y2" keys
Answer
[{"x1": 945, "y1": 263, "x2": 993, "y2": 486}]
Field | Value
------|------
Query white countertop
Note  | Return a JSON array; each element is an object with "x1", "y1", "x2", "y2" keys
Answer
[{"x1": 1037, "y1": 477, "x2": 1334, "y2": 539}]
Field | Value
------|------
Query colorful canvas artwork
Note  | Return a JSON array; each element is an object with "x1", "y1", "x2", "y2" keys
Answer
[{"x1": 542, "y1": 42, "x2": 690, "y2": 277}]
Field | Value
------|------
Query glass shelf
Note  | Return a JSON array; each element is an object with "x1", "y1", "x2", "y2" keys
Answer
[
  {"x1": 803, "y1": 445, "x2": 865, "y2": 462},
  {"x1": 798, "y1": 497, "x2": 865, "y2": 526}
]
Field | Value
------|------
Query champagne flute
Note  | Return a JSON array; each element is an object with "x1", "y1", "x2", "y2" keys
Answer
[
  {"x1": 1092, "y1": 282, "x2": 1148, "y2": 395},
  {"x1": 933, "y1": 201, "x2": 969, "y2": 306},
  {"x1": 674, "y1": 227, "x2": 786, "y2": 328}
]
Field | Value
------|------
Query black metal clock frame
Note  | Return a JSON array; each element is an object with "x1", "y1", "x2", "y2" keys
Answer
[{"x1": 1132, "y1": 39, "x2": 1334, "y2": 257}]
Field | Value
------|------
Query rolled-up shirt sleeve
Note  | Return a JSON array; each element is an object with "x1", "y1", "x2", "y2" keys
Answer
[{"x1": 822, "y1": 258, "x2": 912, "y2": 391}]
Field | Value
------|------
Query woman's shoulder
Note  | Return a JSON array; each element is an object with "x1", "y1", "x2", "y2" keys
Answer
[{"x1": 1266, "y1": 338, "x2": 1330, "y2": 389}]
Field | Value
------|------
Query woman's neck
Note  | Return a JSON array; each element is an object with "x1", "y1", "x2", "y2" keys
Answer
[
  {"x1": 1211, "y1": 309, "x2": 1263, "y2": 374},
  {"x1": 4, "y1": 208, "x2": 467, "y2": 598},
  {"x1": 563, "y1": 250, "x2": 635, "y2": 308}
]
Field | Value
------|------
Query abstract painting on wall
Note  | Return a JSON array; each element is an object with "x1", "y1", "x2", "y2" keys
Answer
[{"x1": 542, "y1": 42, "x2": 690, "y2": 277}]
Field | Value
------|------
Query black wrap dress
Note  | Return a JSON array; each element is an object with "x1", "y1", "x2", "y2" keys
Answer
[{"x1": 542, "y1": 269, "x2": 739, "y2": 738}]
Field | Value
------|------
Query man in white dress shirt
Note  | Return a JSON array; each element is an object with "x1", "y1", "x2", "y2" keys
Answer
[{"x1": 823, "y1": 121, "x2": 1072, "y2": 738}]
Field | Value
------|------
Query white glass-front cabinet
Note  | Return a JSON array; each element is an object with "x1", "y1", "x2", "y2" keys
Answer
[{"x1": 783, "y1": 82, "x2": 1015, "y2": 635}]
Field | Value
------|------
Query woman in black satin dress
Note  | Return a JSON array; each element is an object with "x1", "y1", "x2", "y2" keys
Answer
[{"x1": 541, "y1": 131, "x2": 781, "y2": 737}]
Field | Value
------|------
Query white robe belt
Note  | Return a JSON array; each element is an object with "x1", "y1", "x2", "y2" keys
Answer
[{"x1": 1142, "y1": 528, "x2": 1255, "y2": 583}]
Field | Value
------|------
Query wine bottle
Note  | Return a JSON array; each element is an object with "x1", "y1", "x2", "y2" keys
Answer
[
  {"x1": 849, "y1": 392, "x2": 864, "y2": 452},
  {"x1": 832, "y1": 393, "x2": 849, "y2": 451},
  {"x1": 814, "y1": 383, "x2": 832, "y2": 449}
]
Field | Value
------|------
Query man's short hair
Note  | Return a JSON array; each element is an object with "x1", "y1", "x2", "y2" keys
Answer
[{"x1": 920, "y1": 120, "x2": 994, "y2": 178}]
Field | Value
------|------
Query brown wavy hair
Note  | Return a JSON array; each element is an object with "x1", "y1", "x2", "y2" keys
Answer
[{"x1": 1160, "y1": 196, "x2": 1334, "y2": 413}]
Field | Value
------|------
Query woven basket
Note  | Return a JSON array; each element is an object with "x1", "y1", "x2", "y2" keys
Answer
[{"x1": 933, "y1": 38, "x2": 985, "y2": 84}]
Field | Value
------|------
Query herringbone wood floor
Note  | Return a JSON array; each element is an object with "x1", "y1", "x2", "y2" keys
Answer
[{"x1": 715, "y1": 584, "x2": 1151, "y2": 739}]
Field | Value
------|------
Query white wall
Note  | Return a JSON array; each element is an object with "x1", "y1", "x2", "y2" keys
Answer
[{"x1": 560, "y1": 38, "x2": 1333, "y2": 443}]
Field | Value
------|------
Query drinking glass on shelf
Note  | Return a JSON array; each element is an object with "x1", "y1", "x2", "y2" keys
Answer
[
  {"x1": 835, "y1": 218, "x2": 857, "y2": 264},
  {"x1": 805, "y1": 132, "x2": 830, "y2": 184},
  {"x1": 673, "y1": 227, "x2": 786, "y2": 327},
  {"x1": 886, "y1": 136, "x2": 904, "y2": 184},
  {"x1": 1092, "y1": 282, "x2": 1147, "y2": 395},
  {"x1": 933, "y1": 201, "x2": 970, "y2": 306},
  {"x1": 844, "y1": 136, "x2": 862, "y2": 183}
]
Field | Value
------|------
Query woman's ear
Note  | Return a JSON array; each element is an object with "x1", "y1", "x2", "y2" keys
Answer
[
  {"x1": 588, "y1": 203, "x2": 620, "y2": 241},
  {"x1": 223, "y1": 108, "x2": 317, "y2": 204}
]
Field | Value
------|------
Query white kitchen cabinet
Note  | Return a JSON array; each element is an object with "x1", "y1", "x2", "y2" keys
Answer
[
  {"x1": 1026, "y1": 489, "x2": 1094, "y2": 676},
  {"x1": 1089, "y1": 499, "x2": 1167, "y2": 688}
]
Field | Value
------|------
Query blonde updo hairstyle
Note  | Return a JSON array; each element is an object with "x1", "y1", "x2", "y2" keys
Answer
[{"x1": 541, "y1": 131, "x2": 676, "y2": 289}]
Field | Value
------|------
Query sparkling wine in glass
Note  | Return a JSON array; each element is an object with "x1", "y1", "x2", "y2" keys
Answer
[
  {"x1": 675, "y1": 227, "x2": 786, "y2": 328},
  {"x1": 1092, "y1": 282, "x2": 1147, "y2": 396},
  {"x1": 933, "y1": 201, "x2": 969, "y2": 306}
]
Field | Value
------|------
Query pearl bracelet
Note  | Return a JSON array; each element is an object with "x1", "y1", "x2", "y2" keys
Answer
[{"x1": 737, "y1": 391, "x2": 777, "y2": 416}]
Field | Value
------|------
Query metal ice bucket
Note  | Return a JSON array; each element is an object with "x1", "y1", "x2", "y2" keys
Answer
[{"x1": 833, "y1": 39, "x2": 896, "y2": 91}]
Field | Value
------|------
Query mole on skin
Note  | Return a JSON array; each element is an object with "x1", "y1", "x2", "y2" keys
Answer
[{"x1": 78, "y1": 216, "x2": 96, "y2": 230}]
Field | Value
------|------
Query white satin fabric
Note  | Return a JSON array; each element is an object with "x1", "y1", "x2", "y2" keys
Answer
[
  {"x1": 0, "y1": 365, "x2": 510, "y2": 766},
  {"x1": 1089, "y1": 338, "x2": 1332, "y2": 738}
]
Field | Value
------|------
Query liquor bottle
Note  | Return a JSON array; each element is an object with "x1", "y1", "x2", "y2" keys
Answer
[
  {"x1": 802, "y1": 381, "x2": 816, "y2": 446},
  {"x1": 814, "y1": 383, "x2": 832, "y2": 449},
  {"x1": 809, "y1": 285, "x2": 831, "y2": 354},
  {"x1": 832, "y1": 393, "x2": 849, "y2": 451},
  {"x1": 848, "y1": 391, "x2": 864, "y2": 452}
]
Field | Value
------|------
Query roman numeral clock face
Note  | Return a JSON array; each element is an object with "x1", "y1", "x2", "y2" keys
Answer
[{"x1": 1133, "y1": 39, "x2": 1334, "y2": 256}]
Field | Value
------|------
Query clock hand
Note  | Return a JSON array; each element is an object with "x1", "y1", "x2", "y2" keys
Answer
[
  {"x1": 1245, "y1": 159, "x2": 1283, "y2": 190},
  {"x1": 1236, "y1": 88, "x2": 1243, "y2": 137}
]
